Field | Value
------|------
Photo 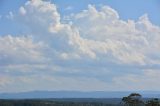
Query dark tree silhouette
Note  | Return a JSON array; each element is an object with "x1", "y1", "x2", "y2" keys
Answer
[
  {"x1": 122, "y1": 93, "x2": 144, "y2": 106},
  {"x1": 145, "y1": 98, "x2": 160, "y2": 106},
  {"x1": 122, "y1": 96, "x2": 130, "y2": 106}
]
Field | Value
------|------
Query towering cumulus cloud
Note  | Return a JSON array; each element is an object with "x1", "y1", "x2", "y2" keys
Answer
[{"x1": 0, "y1": 0, "x2": 160, "y2": 92}]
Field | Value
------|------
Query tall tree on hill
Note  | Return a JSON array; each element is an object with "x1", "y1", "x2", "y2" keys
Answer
[{"x1": 122, "y1": 93, "x2": 144, "y2": 106}]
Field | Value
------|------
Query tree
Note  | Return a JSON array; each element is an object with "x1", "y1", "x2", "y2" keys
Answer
[
  {"x1": 145, "y1": 98, "x2": 160, "y2": 106},
  {"x1": 122, "y1": 93, "x2": 144, "y2": 106}
]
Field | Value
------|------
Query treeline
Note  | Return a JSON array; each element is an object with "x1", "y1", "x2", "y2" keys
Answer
[
  {"x1": 0, "y1": 93, "x2": 160, "y2": 106},
  {"x1": 121, "y1": 93, "x2": 160, "y2": 106},
  {"x1": 0, "y1": 99, "x2": 121, "y2": 106}
]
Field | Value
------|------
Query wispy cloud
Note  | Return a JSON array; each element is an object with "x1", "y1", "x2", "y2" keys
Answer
[{"x1": 65, "y1": 6, "x2": 73, "y2": 11}]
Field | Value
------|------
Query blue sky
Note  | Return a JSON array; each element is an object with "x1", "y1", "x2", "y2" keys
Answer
[
  {"x1": 0, "y1": 0, "x2": 160, "y2": 93},
  {"x1": 54, "y1": 0, "x2": 160, "y2": 24},
  {"x1": 0, "y1": 0, "x2": 160, "y2": 35}
]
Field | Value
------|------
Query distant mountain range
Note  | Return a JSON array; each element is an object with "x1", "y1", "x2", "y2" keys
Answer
[{"x1": 0, "y1": 91, "x2": 160, "y2": 99}]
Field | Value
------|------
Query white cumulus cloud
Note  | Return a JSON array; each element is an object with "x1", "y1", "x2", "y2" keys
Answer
[{"x1": 0, "y1": 0, "x2": 160, "y2": 92}]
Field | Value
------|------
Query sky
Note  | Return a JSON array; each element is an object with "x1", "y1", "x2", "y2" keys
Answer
[{"x1": 0, "y1": 0, "x2": 160, "y2": 93}]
